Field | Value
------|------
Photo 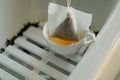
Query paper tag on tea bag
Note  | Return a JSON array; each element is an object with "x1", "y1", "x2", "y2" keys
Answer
[{"x1": 48, "y1": 2, "x2": 92, "y2": 42}]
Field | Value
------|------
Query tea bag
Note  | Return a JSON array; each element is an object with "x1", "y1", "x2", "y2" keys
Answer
[{"x1": 48, "y1": 2, "x2": 92, "y2": 42}]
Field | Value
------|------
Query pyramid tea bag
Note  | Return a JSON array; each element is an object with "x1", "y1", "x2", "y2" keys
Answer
[{"x1": 47, "y1": 2, "x2": 92, "y2": 45}]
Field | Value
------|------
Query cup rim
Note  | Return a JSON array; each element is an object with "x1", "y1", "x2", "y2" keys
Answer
[{"x1": 43, "y1": 23, "x2": 88, "y2": 47}]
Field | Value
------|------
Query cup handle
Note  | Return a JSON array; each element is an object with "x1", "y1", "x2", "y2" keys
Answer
[{"x1": 84, "y1": 32, "x2": 96, "y2": 44}]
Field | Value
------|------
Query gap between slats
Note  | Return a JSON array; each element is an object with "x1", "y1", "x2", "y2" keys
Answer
[
  {"x1": 0, "y1": 69, "x2": 19, "y2": 80},
  {"x1": 5, "y1": 45, "x2": 68, "y2": 80},
  {"x1": 14, "y1": 37, "x2": 75, "y2": 73},
  {"x1": 0, "y1": 54, "x2": 46, "y2": 80}
]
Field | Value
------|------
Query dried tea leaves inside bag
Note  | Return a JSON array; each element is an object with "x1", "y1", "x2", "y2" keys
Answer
[{"x1": 52, "y1": 13, "x2": 78, "y2": 41}]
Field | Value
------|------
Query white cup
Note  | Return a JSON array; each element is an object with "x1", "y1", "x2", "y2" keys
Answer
[{"x1": 43, "y1": 24, "x2": 95, "y2": 55}]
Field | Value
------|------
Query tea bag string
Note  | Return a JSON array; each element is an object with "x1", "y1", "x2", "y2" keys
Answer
[{"x1": 67, "y1": 0, "x2": 71, "y2": 8}]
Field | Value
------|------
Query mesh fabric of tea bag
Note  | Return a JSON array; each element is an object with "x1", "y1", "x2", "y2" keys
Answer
[{"x1": 48, "y1": 2, "x2": 92, "y2": 42}]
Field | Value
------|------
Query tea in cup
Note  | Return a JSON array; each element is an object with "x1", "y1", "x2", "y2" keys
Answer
[{"x1": 43, "y1": 24, "x2": 95, "y2": 55}]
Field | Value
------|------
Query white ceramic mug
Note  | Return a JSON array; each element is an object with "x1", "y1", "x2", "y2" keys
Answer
[{"x1": 43, "y1": 24, "x2": 95, "y2": 55}]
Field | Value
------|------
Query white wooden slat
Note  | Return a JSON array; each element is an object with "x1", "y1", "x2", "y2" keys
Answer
[
  {"x1": 64, "y1": 55, "x2": 82, "y2": 63},
  {"x1": 0, "y1": 54, "x2": 46, "y2": 80},
  {"x1": 23, "y1": 26, "x2": 47, "y2": 47},
  {"x1": 15, "y1": 37, "x2": 75, "y2": 73},
  {"x1": 23, "y1": 26, "x2": 81, "y2": 63},
  {"x1": 5, "y1": 45, "x2": 68, "y2": 80},
  {"x1": 0, "y1": 69, "x2": 19, "y2": 80}
]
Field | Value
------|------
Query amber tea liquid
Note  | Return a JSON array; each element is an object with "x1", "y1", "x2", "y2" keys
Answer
[{"x1": 49, "y1": 36, "x2": 79, "y2": 46}]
